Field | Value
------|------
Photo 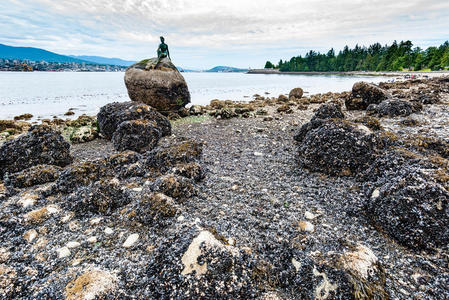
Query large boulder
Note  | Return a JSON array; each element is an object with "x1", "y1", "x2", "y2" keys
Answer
[
  {"x1": 346, "y1": 82, "x2": 390, "y2": 110},
  {"x1": 0, "y1": 126, "x2": 72, "y2": 179},
  {"x1": 365, "y1": 164, "x2": 449, "y2": 250},
  {"x1": 97, "y1": 101, "x2": 171, "y2": 139},
  {"x1": 112, "y1": 120, "x2": 161, "y2": 153},
  {"x1": 124, "y1": 57, "x2": 190, "y2": 111},
  {"x1": 294, "y1": 119, "x2": 379, "y2": 176}
]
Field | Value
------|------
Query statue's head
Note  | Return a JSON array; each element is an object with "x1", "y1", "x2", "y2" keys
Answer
[{"x1": 160, "y1": 36, "x2": 165, "y2": 42}]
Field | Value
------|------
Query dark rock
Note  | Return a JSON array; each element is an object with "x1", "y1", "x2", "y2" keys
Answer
[
  {"x1": 311, "y1": 103, "x2": 345, "y2": 121},
  {"x1": 5, "y1": 164, "x2": 61, "y2": 188},
  {"x1": 346, "y1": 82, "x2": 390, "y2": 110},
  {"x1": 151, "y1": 174, "x2": 195, "y2": 200},
  {"x1": 210, "y1": 100, "x2": 226, "y2": 109},
  {"x1": 167, "y1": 112, "x2": 181, "y2": 120},
  {"x1": 0, "y1": 125, "x2": 72, "y2": 179},
  {"x1": 365, "y1": 164, "x2": 449, "y2": 250},
  {"x1": 143, "y1": 140, "x2": 203, "y2": 173},
  {"x1": 256, "y1": 108, "x2": 268, "y2": 116},
  {"x1": 172, "y1": 162, "x2": 204, "y2": 182},
  {"x1": 367, "y1": 99, "x2": 417, "y2": 117},
  {"x1": 413, "y1": 93, "x2": 440, "y2": 104},
  {"x1": 289, "y1": 88, "x2": 304, "y2": 99},
  {"x1": 178, "y1": 107, "x2": 190, "y2": 118},
  {"x1": 294, "y1": 119, "x2": 379, "y2": 176},
  {"x1": 124, "y1": 57, "x2": 191, "y2": 111},
  {"x1": 277, "y1": 104, "x2": 293, "y2": 114},
  {"x1": 13, "y1": 113, "x2": 33, "y2": 121},
  {"x1": 189, "y1": 105, "x2": 205, "y2": 116},
  {"x1": 106, "y1": 151, "x2": 146, "y2": 179},
  {"x1": 214, "y1": 108, "x2": 237, "y2": 119},
  {"x1": 97, "y1": 101, "x2": 171, "y2": 139},
  {"x1": 53, "y1": 160, "x2": 109, "y2": 194},
  {"x1": 112, "y1": 120, "x2": 161, "y2": 153},
  {"x1": 66, "y1": 178, "x2": 130, "y2": 215},
  {"x1": 278, "y1": 94, "x2": 289, "y2": 102},
  {"x1": 142, "y1": 225, "x2": 261, "y2": 299},
  {"x1": 353, "y1": 116, "x2": 383, "y2": 131},
  {"x1": 132, "y1": 192, "x2": 178, "y2": 225}
]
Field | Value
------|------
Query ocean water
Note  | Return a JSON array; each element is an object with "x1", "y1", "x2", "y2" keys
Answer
[{"x1": 0, "y1": 71, "x2": 391, "y2": 120}]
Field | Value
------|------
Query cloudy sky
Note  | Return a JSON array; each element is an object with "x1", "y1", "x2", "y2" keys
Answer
[{"x1": 1, "y1": 0, "x2": 448, "y2": 69}]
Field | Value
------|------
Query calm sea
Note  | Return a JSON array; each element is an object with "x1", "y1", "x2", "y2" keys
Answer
[{"x1": 0, "y1": 71, "x2": 391, "y2": 120}]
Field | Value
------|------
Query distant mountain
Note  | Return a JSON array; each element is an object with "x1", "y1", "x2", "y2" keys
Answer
[
  {"x1": 176, "y1": 66, "x2": 201, "y2": 72},
  {"x1": 0, "y1": 44, "x2": 90, "y2": 64},
  {"x1": 206, "y1": 66, "x2": 248, "y2": 72},
  {"x1": 70, "y1": 55, "x2": 135, "y2": 67}
]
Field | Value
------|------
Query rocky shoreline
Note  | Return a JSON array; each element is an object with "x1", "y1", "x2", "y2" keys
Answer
[{"x1": 1, "y1": 76, "x2": 448, "y2": 299}]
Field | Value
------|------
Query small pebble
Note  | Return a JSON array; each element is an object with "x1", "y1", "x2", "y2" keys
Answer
[
  {"x1": 298, "y1": 221, "x2": 315, "y2": 233},
  {"x1": 87, "y1": 236, "x2": 97, "y2": 244},
  {"x1": 56, "y1": 247, "x2": 71, "y2": 258},
  {"x1": 90, "y1": 217, "x2": 103, "y2": 225},
  {"x1": 104, "y1": 227, "x2": 114, "y2": 235},
  {"x1": 123, "y1": 233, "x2": 139, "y2": 248},
  {"x1": 304, "y1": 211, "x2": 316, "y2": 220},
  {"x1": 23, "y1": 229, "x2": 38, "y2": 243},
  {"x1": 66, "y1": 241, "x2": 81, "y2": 248}
]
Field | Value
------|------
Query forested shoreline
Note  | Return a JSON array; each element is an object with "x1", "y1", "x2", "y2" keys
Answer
[{"x1": 265, "y1": 40, "x2": 449, "y2": 72}]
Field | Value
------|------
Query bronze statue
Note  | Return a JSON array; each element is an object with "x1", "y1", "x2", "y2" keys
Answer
[{"x1": 157, "y1": 36, "x2": 170, "y2": 61}]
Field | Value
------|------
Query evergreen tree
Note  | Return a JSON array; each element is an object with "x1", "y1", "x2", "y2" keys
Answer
[
  {"x1": 264, "y1": 61, "x2": 274, "y2": 69},
  {"x1": 272, "y1": 40, "x2": 449, "y2": 72}
]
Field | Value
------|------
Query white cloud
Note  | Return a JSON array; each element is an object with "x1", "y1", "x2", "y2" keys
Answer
[{"x1": 1, "y1": 0, "x2": 449, "y2": 68}]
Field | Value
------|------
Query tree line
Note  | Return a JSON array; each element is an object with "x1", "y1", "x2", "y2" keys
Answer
[{"x1": 264, "y1": 40, "x2": 449, "y2": 72}]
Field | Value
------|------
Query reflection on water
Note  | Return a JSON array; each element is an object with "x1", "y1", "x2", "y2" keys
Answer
[{"x1": 0, "y1": 71, "x2": 390, "y2": 120}]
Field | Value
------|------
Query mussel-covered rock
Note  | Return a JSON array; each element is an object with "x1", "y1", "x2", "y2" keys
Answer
[
  {"x1": 143, "y1": 140, "x2": 203, "y2": 172},
  {"x1": 66, "y1": 178, "x2": 130, "y2": 215},
  {"x1": 346, "y1": 82, "x2": 390, "y2": 110},
  {"x1": 311, "y1": 103, "x2": 345, "y2": 121},
  {"x1": 112, "y1": 119, "x2": 162, "y2": 153},
  {"x1": 131, "y1": 192, "x2": 178, "y2": 225},
  {"x1": 367, "y1": 99, "x2": 417, "y2": 117},
  {"x1": 97, "y1": 101, "x2": 171, "y2": 139},
  {"x1": 151, "y1": 174, "x2": 195, "y2": 200},
  {"x1": 0, "y1": 125, "x2": 72, "y2": 179},
  {"x1": 294, "y1": 119, "x2": 379, "y2": 176},
  {"x1": 5, "y1": 164, "x2": 61, "y2": 188},
  {"x1": 143, "y1": 225, "x2": 259, "y2": 298},
  {"x1": 365, "y1": 164, "x2": 449, "y2": 250}
]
